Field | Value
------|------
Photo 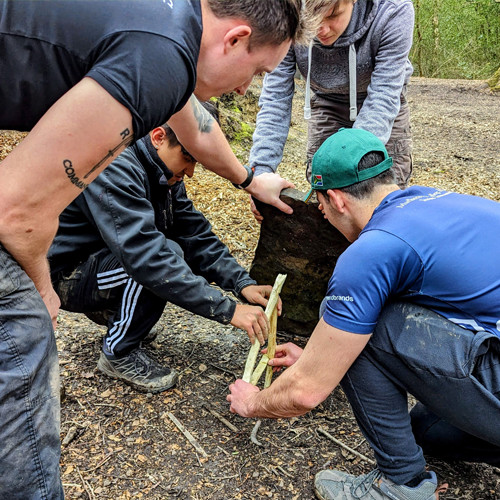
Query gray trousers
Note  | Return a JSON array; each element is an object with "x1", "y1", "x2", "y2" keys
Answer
[{"x1": 306, "y1": 90, "x2": 412, "y2": 188}]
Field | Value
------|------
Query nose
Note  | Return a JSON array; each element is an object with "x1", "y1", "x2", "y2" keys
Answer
[
  {"x1": 185, "y1": 163, "x2": 195, "y2": 178},
  {"x1": 318, "y1": 22, "x2": 329, "y2": 37},
  {"x1": 234, "y1": 77, "x2": 253, "y2": 96}
]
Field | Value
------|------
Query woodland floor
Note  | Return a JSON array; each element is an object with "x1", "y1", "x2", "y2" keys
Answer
[{"x1": 0, "y1": 76, "x2": 499, "y2": 499}]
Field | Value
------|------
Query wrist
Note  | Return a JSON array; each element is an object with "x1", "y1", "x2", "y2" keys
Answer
[
  {"x1": 244, "y1": 391, "x2": 259, "y2": 418},
  {"x1": 232, "y1": 165, "x2": 254, "y2": 190}
]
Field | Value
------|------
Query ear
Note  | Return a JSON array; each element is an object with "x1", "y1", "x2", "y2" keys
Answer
[
  {"x1": 150, "y1": 127, "x2": 166, "y2": 148},
  {"x1": 223, "y1": 25, "x2": 252, "y2": 53},
  {"x1": 329, "y1": 189, "x2": 347, "y2": 213}
]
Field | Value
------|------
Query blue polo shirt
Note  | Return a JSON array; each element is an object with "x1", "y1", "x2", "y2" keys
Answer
[
  {"x1": 0, "y1": 0, "x2": 201, "y2": 138},
  {"x1": 323, "y1": 187, "x2": 500, "y2": 337}
]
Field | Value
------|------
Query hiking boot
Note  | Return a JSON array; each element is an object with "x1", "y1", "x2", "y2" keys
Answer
[
  {"x1": 97, "y1": 348, "x2": 178, "y2": 393},
  {"x1": 314, "y1": 468, "x2": 442, "y2": 500}
]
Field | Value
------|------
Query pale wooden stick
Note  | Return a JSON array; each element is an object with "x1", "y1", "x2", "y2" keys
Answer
[
  {"x1": 242, "y1": 337, "x2": 261, "y2": 383},
  {"x1": 167, "y1": 412, "x2": 208, "y2": 458},
  {"x1": 317, "y1": 427, "x2": 375, "y2": 465},
  {"x1": 243, "y1": 274, "x2": 287, "y2": 383},
  {"x1": 264, "y1": 307, "x2": 278, "y2": 389},
  {"x1": 249, "y1": 354, "x2": 269, "y2": 386}
]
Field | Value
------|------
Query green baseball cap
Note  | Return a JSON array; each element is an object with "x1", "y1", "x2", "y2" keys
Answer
[{"x1": 304, "y1": 128, "x2": 393, "y2": 202}]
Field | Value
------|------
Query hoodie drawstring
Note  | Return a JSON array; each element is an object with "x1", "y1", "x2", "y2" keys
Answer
[
  {"x1": 304, "y1": 41, "x2": 358, "y2": 122},
  {"x1": 349, "y1": 43, "x2": 357, "y2": 121},
  {"x1": 303, "y1": 40, "x2": 313, "y2": 120}
]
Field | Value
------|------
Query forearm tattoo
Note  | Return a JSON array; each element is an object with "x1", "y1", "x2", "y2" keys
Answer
[
  {"x1": 190, "y1": 96, "x2": 214, "y2": 133},
  {"x1": 62, "y1": 128, "x2": 134, "y2": 190}
]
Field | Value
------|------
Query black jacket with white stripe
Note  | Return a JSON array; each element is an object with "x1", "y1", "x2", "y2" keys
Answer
[{"x1": 48, "y1": 135, "x2": 256, "y2": 324}]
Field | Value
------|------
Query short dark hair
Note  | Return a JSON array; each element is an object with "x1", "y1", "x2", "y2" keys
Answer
[
  {"x1": 315, "y1": 151, "x2": 396, "y2": 200},
  {"x1": 207, "y1": 0, "x2": 303, "y2": 48},
  {"x1": 340, "y1": 151, "x2": 396, "y2": 199},
  {"x1": 160, "y1": 101, "x2": 220, "y2": 161}
]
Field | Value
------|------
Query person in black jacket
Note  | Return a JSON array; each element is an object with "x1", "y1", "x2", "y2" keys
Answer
[{"x1": 49, "y1": 102, "x2": 275, "y2": 393}]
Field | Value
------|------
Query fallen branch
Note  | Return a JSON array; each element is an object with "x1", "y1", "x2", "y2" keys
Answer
[
  {"x1": 317, "y1": 427, "x2": 375, "y2": 465},
  {"x1": 250, "y1": 419, "x2": 263, "y2": 447},
  {"x1": 243, "y1": 273, "x2": 287, "y2": 383},
  {"x1": 167, "y1": 412, "x2": 208, "y2": 458},
  {"x1": 202, "y1": 404, "x2": 239, "y2": 433},
  {"x1": 77, "y1": 466, "x2": 96, "y2": 500},
  {"x1": 61, "y1": 425, "x2": 79, "y2": 448}
]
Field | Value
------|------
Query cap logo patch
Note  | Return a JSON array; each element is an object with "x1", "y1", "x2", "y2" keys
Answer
[{"x1": 312, "y1": 175, "x2": 323, "y2": 187}]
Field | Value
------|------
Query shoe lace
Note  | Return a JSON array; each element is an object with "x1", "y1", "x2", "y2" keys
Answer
[
  {"x1": 351, "y1": 469, "x2": 383, "y2": 499},
  {"x1": 113, "y1": 349, "x2": 154, "y2": 380}
]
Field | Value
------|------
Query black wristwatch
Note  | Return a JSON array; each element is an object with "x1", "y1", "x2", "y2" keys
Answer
[{"x1": 232, "y1": 165, "x2": 254, "y2": 189}]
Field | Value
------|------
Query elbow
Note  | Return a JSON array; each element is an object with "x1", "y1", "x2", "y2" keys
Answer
[
  {"x1": 294, "y1": 390, "x2": 329, "y2": 413},
  {"x1": 288, "y1": 372, "x2": 331, "y2": 414}
]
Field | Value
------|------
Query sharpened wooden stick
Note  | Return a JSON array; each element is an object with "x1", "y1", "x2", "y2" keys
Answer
[
  {"x1": 249, "y1": 354, "x2": 269, "y2": 386},
  {"x1": 243, "y1": 274, "x2": 287, "y2": 383},
  {"x1": 242, "y1": 337, "x2": 261, "y2": 383},
  {"x1": 264, "y1": 307, "x2": 278, "y2": 389}
]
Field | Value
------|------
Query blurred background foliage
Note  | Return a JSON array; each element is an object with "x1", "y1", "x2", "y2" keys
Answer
[{"x1": 410, "y1": 0, "x2": 499, "y2": 80}]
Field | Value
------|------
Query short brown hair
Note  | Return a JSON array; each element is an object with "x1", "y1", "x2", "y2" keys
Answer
[{"x1": 207, "y1": 0, "x2": 303, "y2": 47}]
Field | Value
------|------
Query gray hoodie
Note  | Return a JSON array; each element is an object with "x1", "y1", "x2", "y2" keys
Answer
[{"x1": 250, "y1": 0, "x2": 414, "y2": 175}]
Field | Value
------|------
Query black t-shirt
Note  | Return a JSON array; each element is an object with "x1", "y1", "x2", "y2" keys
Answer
[{"x1": 0, "y1": 0, "x2": 201, "y2": 139}]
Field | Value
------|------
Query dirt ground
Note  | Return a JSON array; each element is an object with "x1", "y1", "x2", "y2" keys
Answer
[{"x1": 1, "y1": 77, "x2": 499, "y2": 499}]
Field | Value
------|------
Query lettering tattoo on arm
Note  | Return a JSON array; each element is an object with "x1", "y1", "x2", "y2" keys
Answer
[
  {"x1": 62, "y1": 129, "x2": 133, "y2": 190},
  {"x1": 190, "y1": 96, "x2": 214, "y2": 133}
]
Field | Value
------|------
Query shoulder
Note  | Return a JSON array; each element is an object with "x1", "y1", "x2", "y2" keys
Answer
[{"x1": 375, "y1": 0, "x2": 414, "y2": 20}]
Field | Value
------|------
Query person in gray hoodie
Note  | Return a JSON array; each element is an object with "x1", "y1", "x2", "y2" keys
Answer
[{"x1": 249, "y1": 0, "x2": 414, "y2": 219}]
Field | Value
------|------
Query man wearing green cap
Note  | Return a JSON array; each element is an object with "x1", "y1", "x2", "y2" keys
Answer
[{"x1": 227, "y1": 128, "x2": 500, "y2": 500}]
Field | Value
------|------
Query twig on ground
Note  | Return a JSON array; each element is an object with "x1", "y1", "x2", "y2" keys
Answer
[
  {"x1": 167, "y1": 411, "x2": 208, "y2": 458},
  {"x1": 208, "y1": 363, "x2": 239, "y2": 378},
  {"x1": 217, "y1": 445, "x2": 230, "y2": 456},
  {"x1": 82, "y1": 452, "x2": 115, "y2": 474},
  {"x1": 317, "y1": 427, "x2": 375, "y2": 465},
  {"x1": 76, "y1": 466, "x2": 96, "y2": 500},
  {"x1": 61, "y1": 425, "x2": 79, "y2": 447},
  {"x1": 274, "y1": 465, "x2": 294, "y2": 478},
  {"x1": 202, "y1": 403, "x2": 239, "y2": 432},
  {"x1": 250, "y1": 420, "x2": 263, "y2": 447}
]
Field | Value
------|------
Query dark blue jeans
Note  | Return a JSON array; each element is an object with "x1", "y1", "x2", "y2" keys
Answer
[
  {"x1": 339, "y1": 302, "x2": 500, "y2": 484},
  {"x1": 0, "y1": 245, "x2": 64, "y2": 499}
]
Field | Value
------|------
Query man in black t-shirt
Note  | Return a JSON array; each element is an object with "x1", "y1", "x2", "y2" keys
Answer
[{"x1": 0, "y1": 1, "x2": 313, "y2": 498}]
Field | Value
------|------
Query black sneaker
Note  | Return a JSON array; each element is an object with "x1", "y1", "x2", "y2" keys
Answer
[{"x1": 97, "y1": 348, "x2": 178, "y2": 393}]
